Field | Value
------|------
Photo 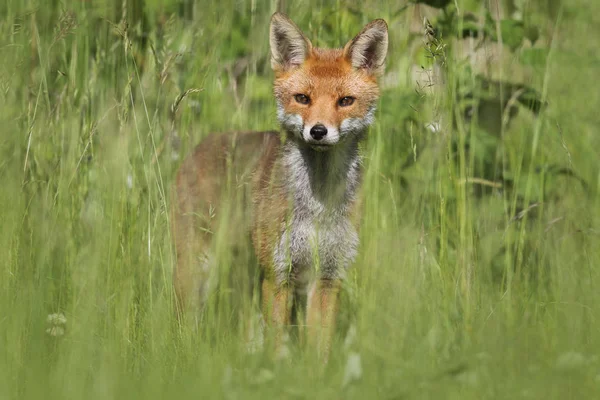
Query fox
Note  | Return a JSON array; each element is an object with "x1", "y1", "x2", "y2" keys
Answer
[{"x1": 172, "y1": 12, "x2": 388, "y2": 358}]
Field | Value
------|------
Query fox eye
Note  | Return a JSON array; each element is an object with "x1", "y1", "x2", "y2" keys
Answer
[
  {"x1": 338, "y1": 96, "x2": 355, "y2": 107},
  {"x1": 294, "y1": 94, "x2": 310, "y2": 105}
]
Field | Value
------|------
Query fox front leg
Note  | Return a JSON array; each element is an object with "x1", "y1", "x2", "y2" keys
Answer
[
  {"x1": 306, "y1": 279, "x2": 341, "y2": 361},
  {"x1": 261, "y1": 278, "x2": 292, "y2": 359}
]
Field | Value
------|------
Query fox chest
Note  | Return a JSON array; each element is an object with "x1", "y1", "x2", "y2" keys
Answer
[{"x1": 272, "y1": 211, "x2": 359, "y2": 285}]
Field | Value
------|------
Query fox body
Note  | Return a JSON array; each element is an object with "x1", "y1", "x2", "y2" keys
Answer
[{"x1": 172, "y1": 13, "x2": 388, "y2": 357}]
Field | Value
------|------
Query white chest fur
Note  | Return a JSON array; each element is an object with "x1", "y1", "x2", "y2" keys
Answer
[{"x1": 272, "y1": 142, "x2": 361, "y2": 286}]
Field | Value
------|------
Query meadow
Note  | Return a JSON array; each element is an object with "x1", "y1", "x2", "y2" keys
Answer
[{"x1": 1, "y1": 0, "x2": 599, "y2": 398}]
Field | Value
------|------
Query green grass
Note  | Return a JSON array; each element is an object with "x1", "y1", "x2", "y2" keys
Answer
[{"x1": 1, "y1": 0, "x2": 599, "y2": 398}]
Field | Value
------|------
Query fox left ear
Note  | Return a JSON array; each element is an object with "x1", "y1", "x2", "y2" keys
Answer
[
  {"x1": 344, "y1": 19, "x2": 388, "y2": 75},
  {"x1": 270, "y1": 13, "x2": 312, "y2": 71}
]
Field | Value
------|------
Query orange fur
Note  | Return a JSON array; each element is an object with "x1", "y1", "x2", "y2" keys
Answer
[
  {"x1": 172, "y1": 13, "x2": 388, "y2": 361},
  {"x1": 274, "y1": 50, "x2": 380, "y2": 130}
]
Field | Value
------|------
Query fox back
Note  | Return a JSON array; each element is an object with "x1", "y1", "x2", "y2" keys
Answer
[{"x1": 172, "y1": 12, "x2": 388, "y2": 358}]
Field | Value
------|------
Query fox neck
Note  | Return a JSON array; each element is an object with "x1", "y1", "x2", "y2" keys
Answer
[{"x1": 281, "y1": 133, "x2": 362, "y2": 216}]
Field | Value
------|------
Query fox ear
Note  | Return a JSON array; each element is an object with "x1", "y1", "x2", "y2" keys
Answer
[
  {"x1": 270, "y1": 13, "x2": 312, "y2": 71},
  {"x1": 344, "y1": 19, "x2": 388, "y2": 75}
]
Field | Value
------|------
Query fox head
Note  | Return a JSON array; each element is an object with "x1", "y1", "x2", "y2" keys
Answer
[{"x1": 269, "y1": 13, "x2": 388, "y2": 151}]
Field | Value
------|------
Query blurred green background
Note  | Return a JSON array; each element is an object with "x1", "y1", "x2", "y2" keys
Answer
[{"x1": 1, "y1": 0, "x2": 599, "y2": 398}]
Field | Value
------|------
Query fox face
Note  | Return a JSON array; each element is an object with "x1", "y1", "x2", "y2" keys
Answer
[{"x1": 270, "y1": 14, "x2": 388, "y2": 151}]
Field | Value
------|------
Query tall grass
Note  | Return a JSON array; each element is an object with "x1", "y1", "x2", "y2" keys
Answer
[{"x1": 1, "y1": 0, "x2": 599, "y2": 398}]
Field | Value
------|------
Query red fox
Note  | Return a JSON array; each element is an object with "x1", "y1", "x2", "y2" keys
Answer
[{"x1": 172, "y1": 12, "x2": 388, "y2": 358}]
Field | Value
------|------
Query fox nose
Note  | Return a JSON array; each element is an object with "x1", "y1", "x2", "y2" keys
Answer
[{"x1": 310, "y1": 124, "x2": 328, "y2": 140}]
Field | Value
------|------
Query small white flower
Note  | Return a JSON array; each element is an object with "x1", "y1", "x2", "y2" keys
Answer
[
  {"x1": 126, "y1": 174, "x2": 133, "y2": 189},
  {"x1": 344, "y1": 324, "x2": 357, "y2": 349},
  {"x1": 342, "y1": 352, "x2": 363, "y2": 386},
  {"x1": 46, "y1": 326, "x2": 65, "y2": 337},
  {"x1": 46, "y1": 313, "x2": 67, "y2": 325},
  {"x1": 555, "y1": 351, "x2": 588, "y2": 370},
  {"x1": 46, "y1": 313, "x2": 67, "y2": 337},
  {"x1": 426, "y1": 121, "x2": 441, "y2": 133},
  {"x1": 455, "y1": 370, "x2": 479, "y2": 387},
  {"x1": 249, "y1": 369, "x2": 275, "y2": 385}
]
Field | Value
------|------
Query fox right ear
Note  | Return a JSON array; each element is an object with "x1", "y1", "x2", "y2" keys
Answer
[
  {"x1": 344, "y1": 19, "x2": 388, "y2": 76},
  {"x1": 270, "y1": 13, "x2": 312, "y2": 71}
]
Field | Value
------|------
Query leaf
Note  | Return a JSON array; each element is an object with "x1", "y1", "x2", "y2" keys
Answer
[
  {"x1": 476, "y1": 77, "x2": 545, "y2": 114},
  {"x1": 515, "y1": 86, "x2": 545, "y2": 114},
  {"x1": 468, "y1": 127, "x2": 501, "y2": 179},
  {"x1": 482, "y1": 16, "x2": 526, "y2": 50},
  {"x1": 459, "y1": 13, "x2": 482, "y2": 39},
  {"x1": 525, "y1": 26, "x2": 540, "y2": 44},
  {"x1": 500, "y1": 20, "x2": 525, "y2": 50},
  {"x1": 541, "y1": 164, "x2": 590, "y2": 195},
  {"x1": 520, "y1": 48, "x2": 549, "y2": 68},
  {"x1": 415, "y1": 0, "x2": 453, "y2": 9},
  {"x1": 461, "y1": 21, "x2": 482, "y2": 39}
]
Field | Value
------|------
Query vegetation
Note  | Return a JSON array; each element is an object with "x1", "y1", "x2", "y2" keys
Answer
[{"x1": 1, "y1": 0, "x2": 599, "y2": 398}]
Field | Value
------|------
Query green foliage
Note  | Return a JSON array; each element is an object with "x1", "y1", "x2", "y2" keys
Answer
[
  {"x1": 415, "y1": 0, "x2": 454, "y2": 9},
  {"x1": 1, "y1": 0, "x2": 599, "y2": 398}
]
